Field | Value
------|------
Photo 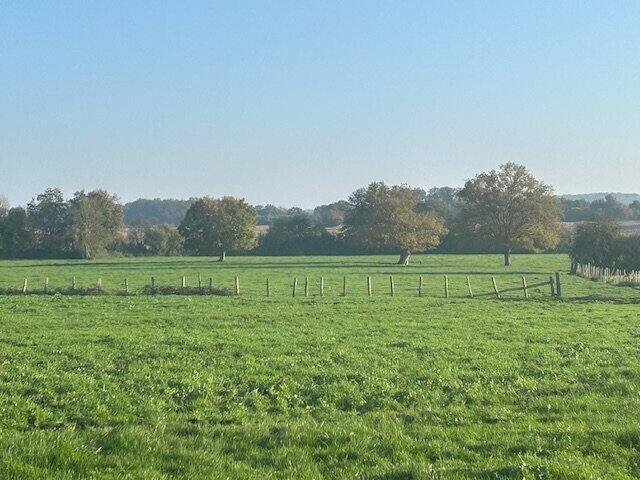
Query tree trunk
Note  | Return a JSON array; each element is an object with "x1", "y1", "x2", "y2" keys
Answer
[
  {"x1": 503, "y1": 248, "x2": 511, "y2": 266},
  {"x1": 218, "y1": 250, "x2": 226, "y2": 262},
  {"x1": 397, "y1": 249, "x2": 411, "y2": 266}
]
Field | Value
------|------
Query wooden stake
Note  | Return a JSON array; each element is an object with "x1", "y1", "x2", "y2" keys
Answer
[
  {"x1": 97, "y1": 278, "x2": 102, "y2": 292},
  {"x1": 418, "y1": 276, "x2": 423, "y2": 297},
  {"x1": 44, "y1": 277, "x2": 49, "y2": 294},
  {"x1": 491, "y1": 277, "x2": 500, "y2": 298},
  {"x1": 555, "y1": 272, "x2": 562, "y2": 297},
  {"x1": 390, "y1": 275, "x2": 395, "y2": 296},
  {"x1": 304, "y1": 277, "x2": 309, "y2": 297},
  {"x1": 444, "y1": 275, "x2": 449, "y2": 298},
  {"x1": 22, "y1": 279, "x2": 28, "y2": 295},
  {"x1": 151, "y1": 277, "x2": 155, "y2": 288},
  {"x1": 266, "y1": 278, "x2": 271, "y2": 297},
  {"x1": 320, "y1": 277, "x2": 324, "y2": 296},
  {"x1": 367, "y1": 276, "x2": 372, "y2": 297},
  {"x1": 181, "y1": 276, "x2": 186, "y2": 291},
  {"x1": 292, "y1": 277, "x2": 298, "y2": 297},
  {"x1": 466, "y1": 276, "x2": 473, "y2": 298},
  {"x1": 549, "y1": 276, "x2": 555, "y2": 296},
  {"x1": 342, "y1": 276, "x2": 347, "y2": 297},
  {"x1": 72, "y1": 276, "x2": 76, "y2": 291},
  {"x1": 124, "y1": 279, "x2": 129, "y2": 294},
  {"x1": 198, "y1": 274, "x2": 202, "y2": 291},
  {"x1": 209, "y1": 278, "x2": 213, "y2": 293},
  {"x1": 522, "y1": 276, "x2": 528, "y2": 299},
  {"x1": 234, "y1": 276, "x2": 240, "y2": 296}
]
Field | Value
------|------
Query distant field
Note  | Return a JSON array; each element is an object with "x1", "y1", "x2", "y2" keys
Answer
[{"x1": 1, "y1": 255, "x2": 640, "y2": 479}]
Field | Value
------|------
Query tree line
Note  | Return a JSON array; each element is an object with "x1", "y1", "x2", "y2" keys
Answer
[{"x1": 0, "y1": 162, "x2": 618, "y2": 265}]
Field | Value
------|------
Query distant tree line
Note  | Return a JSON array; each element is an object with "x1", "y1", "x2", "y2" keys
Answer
[
  {"x1": 561, "y1": 194, "x2": 640, "y2": 222},
  {"x1": 0, "y1": 163, "x2": 571, "y2": 265}
]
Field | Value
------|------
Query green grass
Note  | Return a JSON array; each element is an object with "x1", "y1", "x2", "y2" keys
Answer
[{"x1": 1, "y1": 254, "x2": 639, "y2": 479}]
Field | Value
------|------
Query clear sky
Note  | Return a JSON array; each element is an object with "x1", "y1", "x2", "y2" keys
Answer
[{"x1": 1, "y1": 1, "x2": 639, "y2": 207}]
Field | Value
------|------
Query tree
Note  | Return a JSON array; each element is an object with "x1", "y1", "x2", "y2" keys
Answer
[
  {"x1": 569, "y1": 216, "x2": 621, "y2": 271},
  {"x1": 27, "y1": 188, "x2": 72, "y2": 257},
  {"x1": 178, "y1": 196, "x2": 256, "y2": 261},
  {"x1": 589, "y1": 194, "x2": 628, "y2": 220},
  {"x1": 0, "y1": 207, "x2": 36, "y2": 258},
  {"x1": 342, "y1": 182, "x2": 447, "y2": 265},
  {"x1": 144, "y1": 224, "x2": 183, "y2": 256},
  {"x1": 314, "y1": 201, "x2": 351, "y2": 227},
  {"x1": 69, "y1": 190, "x2": 124, "y2": 259},
  {"x1": 457, "y1": 163, "x2": 562, "y2": 266},
  {"x1": 0, "y1": 195, "x2": 8, "y2": 217}
]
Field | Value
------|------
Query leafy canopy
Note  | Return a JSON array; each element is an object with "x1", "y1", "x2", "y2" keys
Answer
[
  {"x1": 457, "y1": 162, "x2": 562, "y2": 254},
  {"x1": 342, "y1": 182, "x2": 447, "y2": 255},
  {"x1": 179, "y1": 196, "x2": 256, "y2": 256}
]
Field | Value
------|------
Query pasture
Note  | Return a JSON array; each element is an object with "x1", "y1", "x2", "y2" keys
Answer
[{"x1": 1, "y1": 254, "x2": 640, "y2": 479}]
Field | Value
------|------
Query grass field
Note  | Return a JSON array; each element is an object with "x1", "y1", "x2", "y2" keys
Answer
[{"x1": 1, "y1": 254, "x2": 640, "y2": 479}]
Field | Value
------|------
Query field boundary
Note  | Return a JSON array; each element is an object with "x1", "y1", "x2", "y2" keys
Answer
[{"x1": 1, "y1": 273, "x2": 563, "y2": 299}]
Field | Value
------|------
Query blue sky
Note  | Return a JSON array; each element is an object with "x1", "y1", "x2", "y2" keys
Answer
[{"x1": 1, "y1": 1, "x2": 639, "y2": 207}]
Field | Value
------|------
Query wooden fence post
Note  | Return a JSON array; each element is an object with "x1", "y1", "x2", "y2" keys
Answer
[
  {"x1": 367, "y1": 276, "x2": 372, "y2": 297},
  {"x1": 292, "y1": 277, "x2": 298, "y2": 297},
  {"x1": 466, "y1": 276, "x2": 473, "y2": 298},
  {"x1": 97, "y1": 278, "x2": 102, "y2": 292},
  {"x1": 235, "y1": 276, "x2": 240, "y2": 296},
  {"x1": 444, "y1": 275, "x2": 449, "y2": 298},
  {"x1": 22, "y1": 279, "x2": 28, "y2": 295},
  {"x1": 418, "y1": 276, "x2": 423, "y2": 297},
  {"x1": 181, "y1": 276, "x2": 186, "y2": 292},
  {"x1": 491, "y1": 277, "x2": 500, "y2": 298},
  {"x1": 522, "y1": 276, "x2": 528, "y2": 299},
  {"x1": 266, "y1": 278, "x2": 271, "y2": 297},
  {"x1": 549, "y1": 276, "x2": 555, "y2": 296},
  {"x1": 151, "y1": 277, "x2": 155, "y2": 289},
  {"x1": 72, "y1": 276, "x2": 76, "y2": 291},
  {"x1": 209, "y1": 278, "x2": 213, "y2": 293},
  {"x1": 304, "y1": 277, "x2": 309, "y2": 297},
  {"x1": 198, "y1": 274, "x2": 202, "y2": 292},
  {"x1": 320, "y1": 277, "x2": 324, "y2": 296},
  {"x1": 390, "y1": 276, "x2": 395, "y2": 297},
  {"x1": 44, "y1": 277, "x2": 49, "y2": 294},
  {"x1": 342, "y1": 276, "x2": 347, "y2": 297},
  {"x1": 555, "y1": 272, "x2": 562, "y2": 297},
  {"x1": 124, "y1": 279, "x2": 129, "y2": 294}
]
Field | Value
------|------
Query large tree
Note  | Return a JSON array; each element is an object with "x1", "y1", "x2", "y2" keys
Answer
[
  {"x1": 178, "y1": 196, "x2": 256, "y2": 261},
  {"x1": 0, "y1": 207, "x2": 36, "y2": 258},
  {"x1": 457, "y1": 163, "x2": 562, "y2": 266},
  {"x1": 69, "y1": 190, "x2": 124, "y2": 259},
  {"x1": 27, "y1": 188, "x2": 72, "y2": 257},
  {"x1": 342, "y1": 182, "x2": 447, "y2": 265}
]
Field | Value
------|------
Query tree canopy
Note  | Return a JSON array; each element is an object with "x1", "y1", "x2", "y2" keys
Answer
[
  {"x1": 179, "y1": 196, "x2": 256, "y2": 261},
  {"x1": 457, "y1": 163, "x2": 562, "y2": 265},
  {"x1": 342, "y1": 182, "x2": 447, "y2": 265}
]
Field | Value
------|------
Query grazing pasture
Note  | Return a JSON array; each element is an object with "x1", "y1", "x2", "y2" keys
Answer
[{"x1": 1, "y1": 254, "x2": 640, "y2": 479}]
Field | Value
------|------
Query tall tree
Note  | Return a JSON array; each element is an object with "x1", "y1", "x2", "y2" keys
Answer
[
  {"x1": 69, "y1": 190, "x2": 124, "y2": 259},
  {"x1": 178, "y1": 196, "x2": 256, "y2": 261},
  {"x1": 0, "y1": 207, "x2": 36, "y2": 258},
  {"x1": 457, "y1": 163, "x2": 562, "y2": 266},
  {"x1": 27, "y1": 188, "x2": 71, "y2": 257},
  {"x1": 313, "y1": 201, "x2": 351, "y2": 227},
  {"x1": 342, "y1": 182, "x2": 447, "y2": 265}
]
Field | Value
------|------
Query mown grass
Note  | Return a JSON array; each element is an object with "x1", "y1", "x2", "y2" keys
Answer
[{"x1": 1, "y1": 254, "x2": 639, "y2": 479}]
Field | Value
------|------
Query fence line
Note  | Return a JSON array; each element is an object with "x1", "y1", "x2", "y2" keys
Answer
[
  {"x1": 574, "y1": 262, "x2": 640, "y2": 286},
  {"x1": 0, "y1": 273, "x2": 561, "y2": 299}
]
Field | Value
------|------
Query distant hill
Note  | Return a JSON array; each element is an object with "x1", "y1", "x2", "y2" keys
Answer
[
  {"x1": 560, "y1": 193, "x2": 640, "y2": 205},
  {"x1": 124, "y1": 198, "x2": 196, "y2": 226}
]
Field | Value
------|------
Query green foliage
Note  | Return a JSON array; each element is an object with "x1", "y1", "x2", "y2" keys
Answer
[
  {"x1": 0, "y1": 255, "x2": 639, "y2": 479},
  {"x1": 179, "y1": 197, "x2": 257, "y2": 259},
  {"x1": 258, "y1": 215, "x2": 343, "y2": 255},
  {"x1": 570, "y1": 218, "x2": 640, "y2": 271},
  {"x1": 343, "y1": 182, "x2": 447, "y2": 264},
  {"x1": 313, "y1": 201, "x2": 351, "y2": 227},
  {"x1": 27, "y1": 188, "x2": 72, "y2": 257},
  {"x1": 124, "y1": 198, "x2": 195, "y2": 226},
  {"x1": 0, "y1": 207, "x2": 36, "y2": 258},
  {"x1": 69, "y1": 190, "x2": 124, "y2": 259},
  {"x1": 457, "y1": 163, "x2": 563, "y2": 264}
]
